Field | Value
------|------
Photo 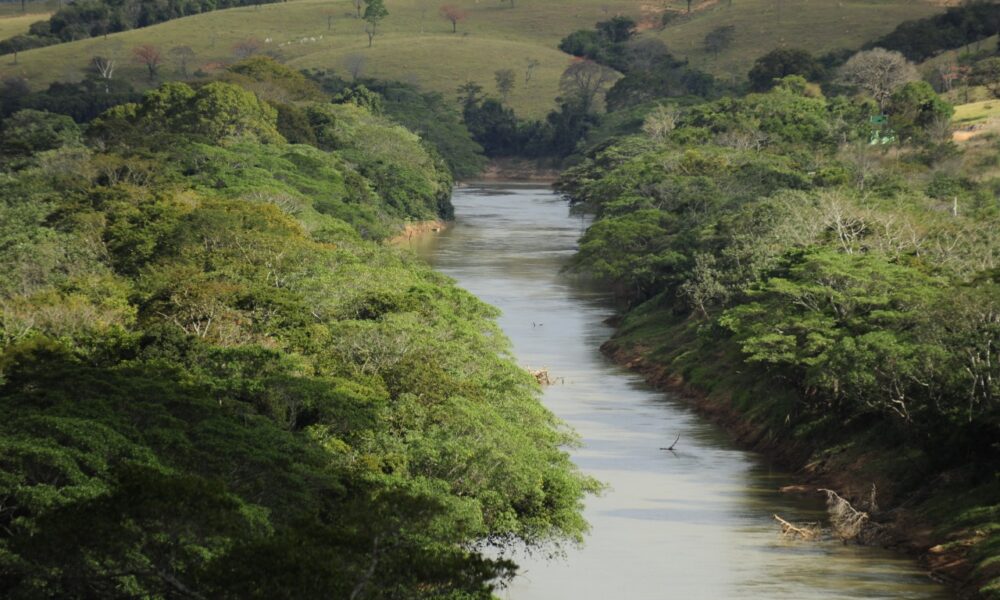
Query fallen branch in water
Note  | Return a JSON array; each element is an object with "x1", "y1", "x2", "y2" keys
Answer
[
  {"x1": 820, "y1": 488, "x2": 884, "y2": 544},
  {"x1": 773, "y1": 514, "x2": 821, "y2": 540},
  {"x1": 659, "y1": 434, "x2": 680, "y2": 451}
]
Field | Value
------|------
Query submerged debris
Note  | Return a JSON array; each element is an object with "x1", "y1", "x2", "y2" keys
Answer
[
  {"x1": 773, "y1": 514, "x2": 822, "y2": 540},
  {"x1": 772, "y1": 485, "x2": 887, "y2": 545},
  {"x1": 529, "y1": 368, "x2": 552, "y2": 385},
  {"x1": 821, "y1": 488, "x2": 885, "y2": 544},
  {"x1": 659, "y1": 434, "x2": 680, "y2": 451}
]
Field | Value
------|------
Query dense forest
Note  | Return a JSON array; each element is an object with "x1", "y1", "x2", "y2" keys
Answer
[
  {"x1": 2, "y1": 0, "x2": 1000, "y2": 596},
  {"x1": 0, "y1": 58, "x2": 598, "y2": 598},
  {"x1": 556, "y1": 61, "x2": 1000, "y2": 600}
]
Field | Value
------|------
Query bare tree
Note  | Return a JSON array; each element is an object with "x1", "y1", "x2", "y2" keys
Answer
[
  {"x1": 353, "y1": 0, "x2": 363, "y2": 18},
  {"x1": 938, "y1": 63, "x2": 969, "y2": 93},
  {"x1": 838, "y1": 48, "x2": 918, "y2": 111},
  {"x1": 132, "y1": 44, "x2": 162, "y2": 81},
  {"x1": 439, "y1": 4, "x2": 468, "y2": 33},
  {"x1": 524, "y1": 58, "x2": 540, "y2": 85},
  {"x1": 9, "y1": 36, "x2": 25, "y2": 65},
  {"x1": 344, "y1": 53, "x2": 367, "y2": 81},
  {"x1": 233, "y1": 38, "x2": 263, "y2": 59},
  {"x1": 642, "y1": 104, "x2": 680, "y2": 141},
  {"x1": 90, "y1": 56, "x2": 116, "y2": 92},
  {"x1": 559, "y1": 59, "x2": 616, "y2": 112},
  {"x1": 494, "y1": 68, "x2": 515, "y2": 102},
  {"x1": 168, "y1": 45, "x2": 195, "y2": 77}
]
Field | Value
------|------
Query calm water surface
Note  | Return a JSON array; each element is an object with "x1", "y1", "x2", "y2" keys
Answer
[{"x1": 408, "y1": 183, "x2": 948, "y2": 600}]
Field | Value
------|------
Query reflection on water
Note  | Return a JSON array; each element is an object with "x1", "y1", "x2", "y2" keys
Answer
[{"x1": 408, "y1": 183, "x2": 948, "y2": 600}]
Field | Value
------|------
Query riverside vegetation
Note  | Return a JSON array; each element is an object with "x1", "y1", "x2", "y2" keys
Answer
[
  {"x1": 2, "y1": 0, "x2": 1000, "y2": 597},
  {"x1": 557, "y1": 61, "x2": 1000, "y2": 600},
  {"x1": 0, "y1": 59, "x2": 599, "y2": 598}
]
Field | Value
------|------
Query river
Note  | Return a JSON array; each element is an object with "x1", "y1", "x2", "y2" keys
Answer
[{"x1": 408, "y1": 183, "x2": 949, "y2": 600}]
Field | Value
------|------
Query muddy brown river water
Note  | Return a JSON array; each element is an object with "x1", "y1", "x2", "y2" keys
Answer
[{"x1": 408, "y1": 183, "x2": 949, "y2": 600}]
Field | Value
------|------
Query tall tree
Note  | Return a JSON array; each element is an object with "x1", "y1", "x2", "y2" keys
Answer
[
  {"x1": 457, "y1": 80, "x2": 484, "y2": 107},
  {"x1": 439, "y1": 4, "x2": 467, "y2": 33},
  {"x1": 168, "y1": 46, "x2": 196, "y2": 77},
  {"x1": 494, "y1": 68, "x2": 515, "y2": 102},
  {"x1": 132, "y1": 44, "x2": 162, "y2": 81},
  {"x1": 747, "y1": 48, "x2": 823, "y2": 91},
  {"x1": 525, "y1": 58, "x2": 540, "y2": 85},
  {"x1": 596, "y1": 16, "x2": 636, "y2": 44},
  {"x1": 839, "y1": 48, "x2": 918, "y2": 110},
  {"x1": 90, "y1": 55, "x2": 117, "y2": 91},
  {"x1": 363, "y1": 0, "x2": 388, "y2": 47},
  {"x1": 703, "y1": 25, "x2": 736, "y2": 58},
  {"x1": 559, "y1": 59, "x2": 616, "y2": 113}
]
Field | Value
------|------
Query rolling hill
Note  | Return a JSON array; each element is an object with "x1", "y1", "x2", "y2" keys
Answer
[
  {"x1": 0, "y1": 10, "x2": 49, "y2": 40},
  {"x1": 0, "y1": 0, "x2": 948, "y2": 118}
]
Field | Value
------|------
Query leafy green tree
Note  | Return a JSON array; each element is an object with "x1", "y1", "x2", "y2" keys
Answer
[
  {"x1": 747, "y1": 48, "x2": 824, "y2": 91},
  {"x1": 596, "y1": 16, "x2": 637, "y2": 44},
  {"x1": 222, "y1": 56, "x2": 325, "y2": 102},
  {"x1": 559, "y1": 59, "x2": 616, "y2": 113},
  {"x1": 333, "y1": 84, "x2": 384, "y2": 114},
  {"x1": 887, "y1": 80, "x2": 953, "y2": 144},
  {"x1": 0, "y1": 109, "x2": 81, "y2": 164},
  {"x1": 703, "y1": 25, "x2": 735, "y2": 58},
  {"x1": 90, "y1": 82, "x2": 283, "y2": 145},
  {"x1": 363, "y1": 0, "x2": 389, "y2": 47},
  {"x1": 494, "y1": 68, "x2": 516, "y2": 103}
]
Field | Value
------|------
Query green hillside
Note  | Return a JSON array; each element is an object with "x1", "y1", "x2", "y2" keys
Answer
[
  {"x1": 1, "y1": 0, "x2": 946, "y2": 118},
  {"x1": 0, "y1": 11, "x2": 48, "y2": 39},
  {"x1": 652, "y1": 0, "x2": 940, "y2": 81}
]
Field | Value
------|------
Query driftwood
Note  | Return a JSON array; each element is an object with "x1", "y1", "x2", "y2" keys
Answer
[
  {"x1": 771, "y1": 484, "x2": 884, "y2": 544},
  {"x1": 820, "y1": 488, "x2": 885, "y2": 544},
  {"x1": 659, "y1": 434, "x2": 680, "y2": 451},
  {"x1": 529, "y1": 368, "x2": 551, "y2": 385},
  {"x1": 773, "y1": 514, "x2": 821, "y2": 540}
]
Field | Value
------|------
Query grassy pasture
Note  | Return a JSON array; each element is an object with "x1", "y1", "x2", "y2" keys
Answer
[
  {"x1": 0, "y1": 0, "x2": 945, "y2": 117},
  {"x1": 954, "y1": 100, "x2": 1000, "y2": 127},
  {"x1": 0, "y1": 11, "x2": 48, "y2": 39},
  {"x1": 652, "y1": 0, "x2": 940, "y2": 83}
]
